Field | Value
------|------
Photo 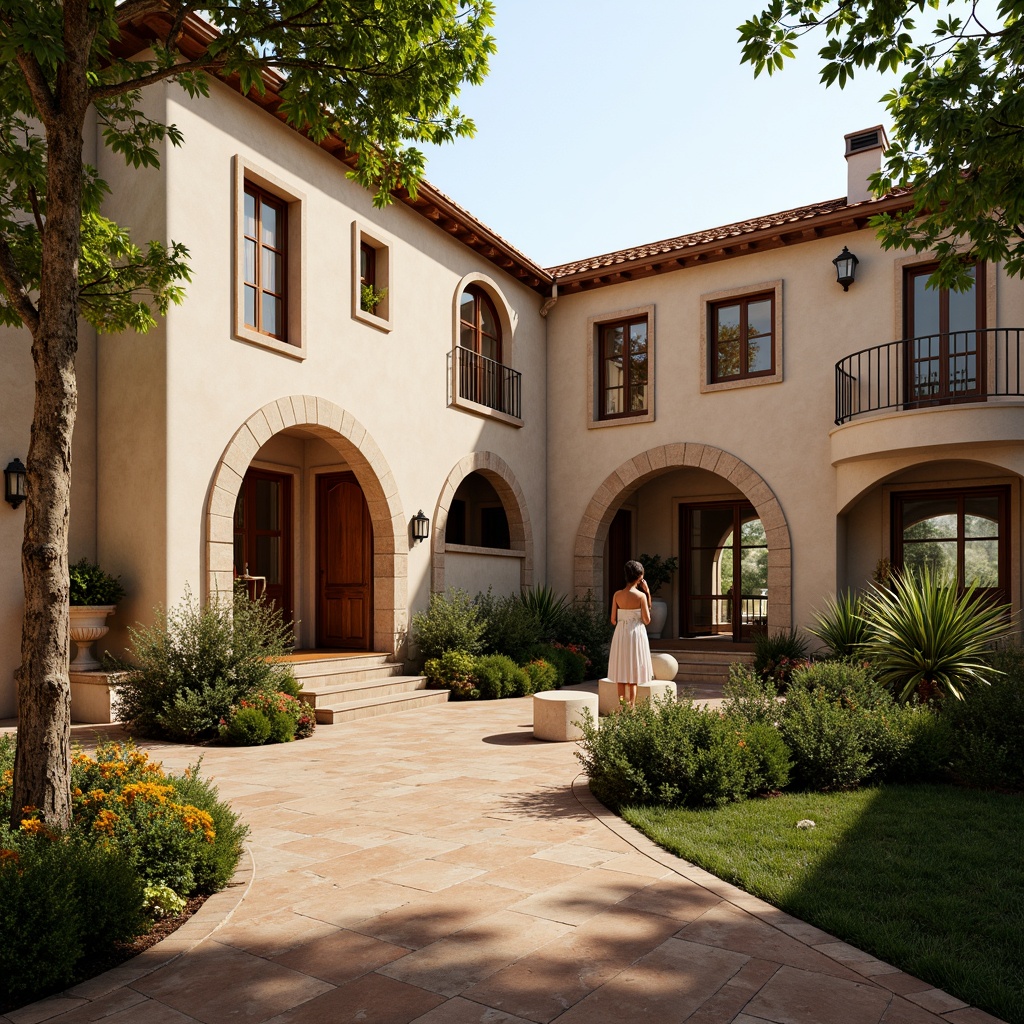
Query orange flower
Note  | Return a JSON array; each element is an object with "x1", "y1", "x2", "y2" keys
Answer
[{"x1": 92, "y1": 809, "x2": 120, "y2": 835}]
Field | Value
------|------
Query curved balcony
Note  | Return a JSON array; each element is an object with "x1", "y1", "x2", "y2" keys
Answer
[{"x1": 834, "y1": 328, "x2": 1024, "y2": 425}]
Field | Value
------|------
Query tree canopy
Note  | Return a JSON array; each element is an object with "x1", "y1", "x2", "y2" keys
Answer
[
  {"x1": 738, "y1": 0, "x2": 1024, "y2": 289},
  {"x1": 1, "y1": 0, "x2": 494, "y2": 828}
]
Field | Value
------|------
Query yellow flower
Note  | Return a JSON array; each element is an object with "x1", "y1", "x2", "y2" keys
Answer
[
  {"x1": 20, "y1": 818, "x2": 45, "y2": 835},
  {"x1": 92, "y1": 809, "x2": 120, "y2": 835}
]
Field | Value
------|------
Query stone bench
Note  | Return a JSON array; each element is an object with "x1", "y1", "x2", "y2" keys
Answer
[
  {"x1": 598, "y1": 678, "x2": 677, "y2": 715},
  {"x1": 533, "y1": 690, "x2": 599, "y2": 741}
]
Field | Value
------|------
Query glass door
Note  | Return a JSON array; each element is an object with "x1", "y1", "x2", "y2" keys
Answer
[
  {"x1": 681, "y1": 502, "x2": 767, "y2": 641},
  {"x1": 234, "y1": 469, "x2": 293, "y2": 627},
  {"x1": 904, "y1": 264, "x2": 985, "y2": 406}
]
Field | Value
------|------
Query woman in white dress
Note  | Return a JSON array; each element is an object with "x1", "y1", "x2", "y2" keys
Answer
[{"x1": 607, "y1": 560, "x2": 653, "y2": 708}]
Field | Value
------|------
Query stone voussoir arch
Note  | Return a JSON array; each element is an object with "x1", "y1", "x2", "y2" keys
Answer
[
  {"x1": 574, "y1": 442, "x2": 792, "y2": 630},
  {"x1": 432, "y1": 451, "x2": 534, "y2": 594},
  {"x1": 204, "y1": 395, "x2": 408, "y2": 653}
]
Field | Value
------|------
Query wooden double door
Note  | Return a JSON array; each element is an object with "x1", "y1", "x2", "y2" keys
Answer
[{"x1": 316, "y1": 472, "x2": 373, "y2": 650}]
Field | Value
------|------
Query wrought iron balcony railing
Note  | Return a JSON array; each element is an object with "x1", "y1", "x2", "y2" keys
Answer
[
  {"x1": 448, "y1": 345, "x2": 521, "y2": 419},
  {"x1": 835, "y1": 328, "x2": 1024, "y2": 425}
]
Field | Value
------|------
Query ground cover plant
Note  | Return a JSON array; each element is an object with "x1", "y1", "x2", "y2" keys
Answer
[
  {"x1": 0, "y1": 737, "x2": 247, "y2": 1008},
  {"x1": 115, "y1": 589, "x2": 307, "y2": 743},
  {"x1": 623, "y1": 786, "x2": 1024, "y2": 1024}
]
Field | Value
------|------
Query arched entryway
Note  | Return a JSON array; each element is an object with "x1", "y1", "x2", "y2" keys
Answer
[
  {"x1": 574, "y1": 443, "x2": 792, "y2": 633},
  {"x1": 431, "y1": 452, "x2": 534, "y2": 594},
  {"x1": 204, "y1": 397, "x2": 407, "y2": 654}
]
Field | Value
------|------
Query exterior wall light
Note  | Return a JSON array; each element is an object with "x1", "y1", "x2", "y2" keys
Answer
[
  {"x1": 4, "y1": 458, "x2": 26, "y2": 509},
  {"x1": 833, "y1": 246, "x2": 859, "y2": 291},
  {"x1": 412, "y1": 509, "x2": 430, "y2": 543}
]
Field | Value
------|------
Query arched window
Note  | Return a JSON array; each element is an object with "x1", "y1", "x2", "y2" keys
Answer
[{"x1": 460, "y1": 285, "x2": 502, "y2": 363}]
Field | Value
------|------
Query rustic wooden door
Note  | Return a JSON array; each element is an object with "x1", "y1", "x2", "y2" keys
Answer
[
  {"x1": 316, "y1": 472, "x2": 373, "y2": 649},
  {"x1": 233, "y1": 469, "x2": 293, "y2": 627}
]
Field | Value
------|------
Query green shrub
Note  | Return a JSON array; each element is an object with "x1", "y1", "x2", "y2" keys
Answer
[
  {"x1": 753, "y1": 628, "x2": 809, "y2": 688},
  {"x1": 576, "y1": 696, "x2": 785, "y2": 810},
  {"x1": 940, "y1": 644, "x2": 1024, "y2": 788},
  {"x1": 116, "y1": 588, "x2": 295, "y2": 740},
  {"x1": 518, "y1": 584, "x2": 568, "y2": 640},
  {"x1": 738, "y1": 721, "x2": 792, "y2": 794},
  {"x1": 546, "y1": 643, "x2": 588, "y2": 686},
  {"x1": 779, "y1": 685, "x2": 874, "y2": 790},
  {"x1": 277, "y1": 672, "x2": 302, "y2": 699},
  {"x1": 423, "y1": 650, "x2": 479, "y2": 699},
  {"x1": 808, "y1": 590, "x2": 873, "y2": 658},
  {"x1": 524, "y1": 658, "x2": 558, "y2": 694},
  {"x1": 218, "y1": 691, "x2": 311, "y2": 745},
  {"x1": 143, "y1": 882, "x2": 187, "y2": 919},
  {"x1": 69, "y1": 557, "x2": 126, "y2": 606},
  {"x1": 476, "y1": 589, "x2": 544, "y2": 663},
  {"x1": 223, "y1": 706, "x2": 272, "y2": 746},
  {"x1": 412, "y1": 587, "x2": 485, "y2": 661},
  {"x1": 0, "y1": 831, "x2": 145, "y2": 1005},
  {"x1": 168, "y1": 768, "x2": 250, "y2": 894},
  {"x1": 474, "y1": 653, "x2": 528, "y2": 700},
  {"x1": 554, "y1": 591, "x2": 613, "y2": 677},
  {"x1": 860, "y1": 566, "x2": 1012, "y2": 702},
  {"x1": 722, "y1": 663, "x2": 781, "y2": 726},
  {"x1": 787, "y1": 659, "x2": 888, "y2": 707}
]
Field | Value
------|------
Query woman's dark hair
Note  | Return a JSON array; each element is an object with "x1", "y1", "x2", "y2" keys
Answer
[{"x1": 624, "y1": 560, "x2": 644, "y2": 583}]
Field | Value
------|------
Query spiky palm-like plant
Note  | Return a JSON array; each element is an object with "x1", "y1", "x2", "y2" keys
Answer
[
  {"x1": 518, "y1": 584, "x2": 568, "y2": 639},
  {"x1": 860, "y1": 567, "x2": 1013, "y2": 702},
  {"x1": 808, "y1": 590, "x2": 873, "y2": 659}
]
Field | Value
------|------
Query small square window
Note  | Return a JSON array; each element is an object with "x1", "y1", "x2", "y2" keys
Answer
[
  {"x1": 352, "y1": 221, "x2": 392, "y2": 331},
  {"x1": 700, "y1": 281, "x2": 783, "y2": 393}
]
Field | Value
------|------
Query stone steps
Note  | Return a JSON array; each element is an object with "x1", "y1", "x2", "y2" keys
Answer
[
  {"x1": 652, "y1": 646, "x2": 754, "y2": 686},
  {"x1": 283, "y1": 653, "x2": 449, "y2": 725}
]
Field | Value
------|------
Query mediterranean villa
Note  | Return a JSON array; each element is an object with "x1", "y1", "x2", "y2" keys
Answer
[{"x1": 3, "y1": 16, "x2": 1024, "y2": 721}]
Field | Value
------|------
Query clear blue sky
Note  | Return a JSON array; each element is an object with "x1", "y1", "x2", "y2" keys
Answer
[{"x1": 422, "y1": 1, "x2": 900, "y2": 268}]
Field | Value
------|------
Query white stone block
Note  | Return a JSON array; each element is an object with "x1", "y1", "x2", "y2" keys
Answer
[
  {"x1": 637, "y1": 681, "x2": 676, "y2": 705},
  {"x1": 533, "y1": 690, "x2": 599, "y2": 741}
]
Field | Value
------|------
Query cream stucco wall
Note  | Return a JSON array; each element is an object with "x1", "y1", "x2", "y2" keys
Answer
[{"x1": 545, "y1": 229, "x2": 1024, "y2": 636}]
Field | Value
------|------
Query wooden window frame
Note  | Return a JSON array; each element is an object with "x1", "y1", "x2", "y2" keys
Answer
[
  {"x1": 902, "y1": 261, "x2": 987, "y2": 407},
  {"x1": 700, "y1": 281, "x2": 783, "y2": 393},
  {"x1": 708, "y1": 292, "x2": 776, "y2": 384},
  {"x1": 243, "y1": 182, "x2": 288, "y2": 341},
  {"x1": 460, "y1": 285, "x2": 503, "y2": 363},
  {"x1": 351, "y1": 219, "x2": 392, "y2": 331},
  {"x1": 891, "y1": 485, "x2": 1009, "y2": 604},
  {"x1": 586, "y1": 304, "x2": 655, "y2": 429},
  {"x1": 597, "y1": 314, "x2": 649, "y2": 421},
  {"x1": 233, "y1": 157, "x2": 305, "y2": 359}
]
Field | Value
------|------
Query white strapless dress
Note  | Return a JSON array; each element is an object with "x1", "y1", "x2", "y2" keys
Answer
[{"x1": 607, "y1": 607, "x2": 653, "y2": 685}]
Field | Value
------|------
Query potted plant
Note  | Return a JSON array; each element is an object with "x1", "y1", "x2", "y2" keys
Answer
[
  {"x1": 68, "y1": 558, "x2": 125, "y2": 671},
  {"x1": 638, "y1": 552, "x2": 678, "y2": 639}
]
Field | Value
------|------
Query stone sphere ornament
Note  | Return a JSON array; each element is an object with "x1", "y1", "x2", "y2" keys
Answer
[{"x1": 650, "y1": 653, "x2": 679, "y2": 681}]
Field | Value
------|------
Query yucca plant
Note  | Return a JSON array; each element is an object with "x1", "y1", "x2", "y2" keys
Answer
[
  {"x1": 808, "y1": 590, "x2": 873, "y2": 658},
  {"x1": 518, "y1": 584, "x2": 567, "y2": 639},
  {"x1": 860, "y1": 567, "x2": 1013, "y2": 702}
]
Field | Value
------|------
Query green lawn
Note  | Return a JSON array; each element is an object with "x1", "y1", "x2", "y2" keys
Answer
[{"x1": 623, "y1": 785, "x2": 1024, "y2": 1024}]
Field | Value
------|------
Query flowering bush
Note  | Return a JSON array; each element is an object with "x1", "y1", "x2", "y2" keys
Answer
[
  {"x1": 424, "y1": 650, "x2": 479, "y2": 699},
  {"x1": 0, "y1": 737, "x2": 247, "y2": 1009},
  {"x1": 218, "y1": 690, "x2": 315, "y2": 744}
]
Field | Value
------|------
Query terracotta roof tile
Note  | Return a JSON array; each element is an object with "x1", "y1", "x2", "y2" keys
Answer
[{"x1": 545, "y1": 192, "x2": 909, "y2": 279}]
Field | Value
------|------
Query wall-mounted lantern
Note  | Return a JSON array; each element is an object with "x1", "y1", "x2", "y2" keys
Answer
[
  {"x1": 412, "y1": 509, "x2": 430, "y2": 544},
  {"x1": 4, "y1": 458, "x2": 26, "y2": 509},
  {"x1": 832, "y1": 246, "x2": 859, "y2": 291}
]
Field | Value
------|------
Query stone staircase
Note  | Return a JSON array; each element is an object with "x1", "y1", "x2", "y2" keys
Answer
[
  {"x1": 652, "y1": 645, "x2": 755, "y2": 689},
  {"x1": 287, "y1": 653, "x2": 448, "y2": 725}
]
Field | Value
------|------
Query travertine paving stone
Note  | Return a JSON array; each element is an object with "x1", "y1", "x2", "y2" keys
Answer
[{"x1": 3, "y1": 695, "x2": 1007, "y2": 1024}]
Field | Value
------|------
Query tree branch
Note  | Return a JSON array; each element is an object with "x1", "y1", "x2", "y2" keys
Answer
[
  {"x1": 0, "y1": 235, "x2": 40, "y2": 333},
  {"x1": 27, "y1": 187, "x2": 46, "y2": 237},
  {"x1": 13, "y1": 50, "x2": 59, "y2": 124},
  {"x1": 90, "y1": 53, "x2": 220, "y2": 101}
]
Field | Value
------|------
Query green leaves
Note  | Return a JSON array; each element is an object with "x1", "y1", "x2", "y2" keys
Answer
[
  {"x1": 860, "y1": 567, "x2": 1013, "y2": 702},
  {"x1": 738, "y1": 0, "x2": 1024, "y2": 285}
]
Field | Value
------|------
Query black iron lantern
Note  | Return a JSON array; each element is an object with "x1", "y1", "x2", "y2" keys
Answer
[
  {"x1": 832, "y1": 246, "x2": 859, "y2": 291},
  {"x1": 412, "y1": 509, "x2": 430, "y2": 543},
  {"x1": 4, "y1": 458, "x2": 26, "y2": 509}
]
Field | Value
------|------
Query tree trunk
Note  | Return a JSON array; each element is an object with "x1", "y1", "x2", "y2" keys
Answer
[{"x1": 10, "y1": 11, "x2": 91, "y2": 830}]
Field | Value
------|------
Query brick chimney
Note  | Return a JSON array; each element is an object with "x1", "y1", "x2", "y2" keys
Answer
[{"x1": 844, "y1": 126, "x2": 889, "y2": 204}]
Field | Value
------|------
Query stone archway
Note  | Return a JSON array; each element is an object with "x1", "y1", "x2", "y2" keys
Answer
[
  {"x1": 574, "y1": 442, "x2": 793, "y2": 630},
  {"x1": 204, "y1": 396, "x2": 408, "y2": 653},
  {"x1": 431, "y1": 451, "x2": 534, "y2": 593}
]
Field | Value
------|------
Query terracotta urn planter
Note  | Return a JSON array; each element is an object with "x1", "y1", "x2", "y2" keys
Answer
[{"x1": 69, "y1": 605, "x2": 116, "y2": 672}]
